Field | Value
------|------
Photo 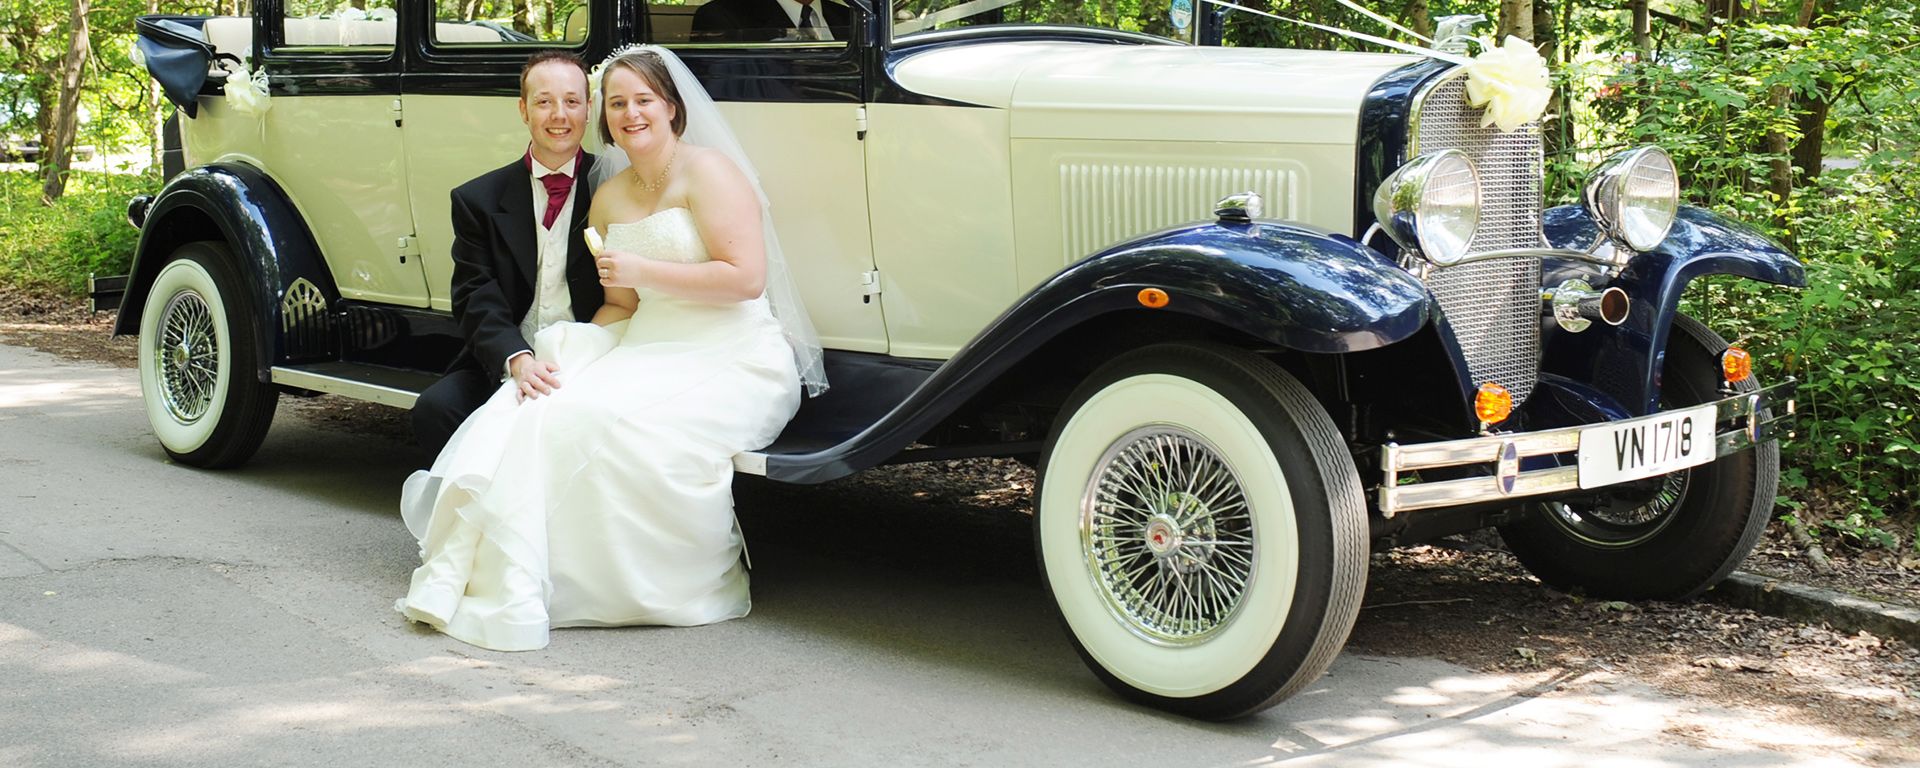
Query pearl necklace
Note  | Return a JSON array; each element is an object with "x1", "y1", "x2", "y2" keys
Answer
[{"x1": 632, "y1": 146, "x2": 678, "y2": 192}]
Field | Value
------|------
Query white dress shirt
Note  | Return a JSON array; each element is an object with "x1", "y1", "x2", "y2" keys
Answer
[
  {"x1": 776, "y1": 0, "x2": 834, "y2": 40},
  {"x1": 508, "y1": 153, "x2": 579, "y2": 374}
]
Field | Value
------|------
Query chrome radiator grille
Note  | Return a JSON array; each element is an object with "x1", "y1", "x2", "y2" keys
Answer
[{"x1": 1413, "y1": 71, "x2": 1548, "y2": 405}]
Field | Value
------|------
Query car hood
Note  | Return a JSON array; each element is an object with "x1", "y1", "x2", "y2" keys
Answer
[{"x1": 890, "y1": 41, "x2": 1421, "y2": 145}]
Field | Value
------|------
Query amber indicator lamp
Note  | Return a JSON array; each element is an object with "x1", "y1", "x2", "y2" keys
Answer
[
  {"x1": 1137, "y1": 288, "x2": 1170, "y2": 309},
  {"x1": 1721, "y1": 346, "x2": 1752, "y2": 384},
  {"x1": 1475, "y1": 382, "x2": 1514, "y2": 425}
]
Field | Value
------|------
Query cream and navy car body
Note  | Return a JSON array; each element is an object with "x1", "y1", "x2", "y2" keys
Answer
[{"x1": 114, "y1": 0, "x2": 1801, "y2": 718}]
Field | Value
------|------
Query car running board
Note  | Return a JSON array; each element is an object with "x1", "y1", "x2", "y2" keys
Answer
[{"x1": 270, "y1": 361, "x2": 439, "y2": 409}]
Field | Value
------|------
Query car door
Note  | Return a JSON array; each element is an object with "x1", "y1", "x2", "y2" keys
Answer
[
  {"x1": 660, "y1": 0, "x2": 888, "y2": 355},
  {"x1": 260, "y1": 0, "x2": 429, "y2": 306},
  {"x1": 399, "y1": 0, "x2": 601, "y2": 313}
]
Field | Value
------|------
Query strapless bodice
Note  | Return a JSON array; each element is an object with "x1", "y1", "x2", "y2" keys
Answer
[{"x1": 605, "y1": 208, "x2": 707, "y2": 264}]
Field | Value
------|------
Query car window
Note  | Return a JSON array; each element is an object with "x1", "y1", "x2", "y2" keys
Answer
[
  {"x1": 279, "y1": 0, "x2": 400, "y2": 51},
  {"x1": 665, "y1": 0, "x2": 852, "y2": 46},
  {"x1": 892, "y1": 0, "x2": 1192, "y2": 41},
  {"x1": 432, "y1": 0, "x2": 589, "y2": 46}
]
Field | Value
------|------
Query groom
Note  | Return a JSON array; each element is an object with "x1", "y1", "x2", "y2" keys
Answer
[{"x1": 411, "y1": 51, "x2": 602, "y2": 459}]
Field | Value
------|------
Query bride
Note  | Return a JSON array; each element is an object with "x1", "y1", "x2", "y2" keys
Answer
[{"x1": 395, "y1": 45, "x2": 827, "y2": 652}]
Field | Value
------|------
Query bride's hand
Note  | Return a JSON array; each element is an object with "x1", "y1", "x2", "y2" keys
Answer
[{"x1": 596, "y1": 250, "x2": 647, "y2": 289}]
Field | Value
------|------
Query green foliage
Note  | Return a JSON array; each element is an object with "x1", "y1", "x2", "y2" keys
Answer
[
  {"x1": 1585, "y1": 2, "x2": 1920, "y2": 548},
  {"x1": 0, "y1": 169, "x2": 147, "y2": 294}
]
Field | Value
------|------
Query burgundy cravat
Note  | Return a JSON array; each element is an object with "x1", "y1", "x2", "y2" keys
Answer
[
  {"x1": 527, "y1": 153, "x2": 573, "y2": 230},
  {"x1": 538, "y1": 172, "x2": 572, "y2": 229}
]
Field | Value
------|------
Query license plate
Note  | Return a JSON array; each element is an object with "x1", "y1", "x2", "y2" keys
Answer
[{"x1": 1577, "y1": 404, "x2": 1718, "y2": 489}]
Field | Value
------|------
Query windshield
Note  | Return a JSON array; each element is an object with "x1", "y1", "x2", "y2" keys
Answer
[{"x1": 892, "y1": 0, "x2": 1198, "y2": 42}]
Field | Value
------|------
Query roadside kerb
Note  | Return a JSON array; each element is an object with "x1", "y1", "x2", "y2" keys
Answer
[{"x1": 1709, "y1": 571, "x2": 1920, "y2": 646}]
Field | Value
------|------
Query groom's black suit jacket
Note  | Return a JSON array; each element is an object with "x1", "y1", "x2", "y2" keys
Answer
[
  {"x1": 690, "y1": 0, "x2": 850, "y2": 42},
  {"x1": 445, "y1": 153, "x2": 601, "y2": 382}
]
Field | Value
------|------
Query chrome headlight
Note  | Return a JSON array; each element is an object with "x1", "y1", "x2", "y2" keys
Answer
[
  {"x1": 1584, "y1": 146, "x2": 1680, "y2": 252},
  {"x1": 1373, "y1": 150, "x2": 1480, "y2": 267}
]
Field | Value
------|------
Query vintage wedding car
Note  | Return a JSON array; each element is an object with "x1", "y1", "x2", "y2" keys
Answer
[{"x1": 117, "y1": 0, "x2": 1800, "y2": 718}]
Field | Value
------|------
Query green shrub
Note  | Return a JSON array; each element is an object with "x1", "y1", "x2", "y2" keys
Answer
[{"x1": 0, "y1": 170, "x2": 152, "y2": 296}]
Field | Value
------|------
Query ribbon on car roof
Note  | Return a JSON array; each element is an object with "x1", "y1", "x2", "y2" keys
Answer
[{"x1": 1196, "y1": 0, "x2": 1551, "y2": 132}]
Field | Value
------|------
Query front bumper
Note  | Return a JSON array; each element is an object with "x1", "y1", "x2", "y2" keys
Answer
[{"x1": 1378, "y1": 379, "x2": 1796, "y2": 515}]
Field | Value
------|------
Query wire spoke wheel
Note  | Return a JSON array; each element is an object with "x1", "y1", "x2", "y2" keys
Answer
[
  {"x1": 156, "y1": 290, "x2": 219, "y2": 424},
  {"x1": 1542, "y1": 469, "x2": 1689, "y2": 547},
  {"x1": 1036, "y1": 343, "x2": 1367, "y2": 720},
  {"x1": 136, "y1": 243, "x2": 278, "y2": 468},
  {"x1": 1084, "y1": 427, "x2": 1254, "y2": 646}
]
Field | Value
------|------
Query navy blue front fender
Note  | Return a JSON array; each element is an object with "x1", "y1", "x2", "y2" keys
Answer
[
  {"x1": 113, "y1": 163, "x2": 336, "y2": 378},
  {"x1": 1022, "y1": 221, "x2": 1432, "y2": 354},
  {"x1": 1542, "y1": 205, "x2": 1804, "y2": 416}
]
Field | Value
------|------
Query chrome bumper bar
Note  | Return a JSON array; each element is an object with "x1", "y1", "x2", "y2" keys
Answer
[{"x1": 1378, "y1": 379, "x2": 1797, "y2": 516}]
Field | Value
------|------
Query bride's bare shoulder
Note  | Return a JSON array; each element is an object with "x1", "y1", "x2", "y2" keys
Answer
[{"x1": 680, "y1": 145, "x2": 744, "y2": 180}]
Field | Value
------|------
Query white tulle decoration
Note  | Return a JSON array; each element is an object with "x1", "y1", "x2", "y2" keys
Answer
[
  {"x1": 1463, "y1": 36, "x2": 1552, "y2": 132},
  {"x1": 223, "y1": 65, "x2": 271, "y2": 117}
]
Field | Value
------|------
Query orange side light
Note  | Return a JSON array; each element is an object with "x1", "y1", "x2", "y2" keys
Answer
[
  {"x1": 1475, "y1": 383, "x2": 1514, "y2": 425},
  {"x1": 1137, "y1": 288, "x2": 1170, "y2": 309},
  {"x1": 1722, "y1": 346, "x2": 1753, "y2": 383}
]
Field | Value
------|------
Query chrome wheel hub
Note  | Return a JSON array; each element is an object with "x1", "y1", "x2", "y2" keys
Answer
[
  {"x1": 155, "y1": 290, "x2": 217, "y2": 424},
  {"x1": 1082, "y1": 426, "x2": 1255, "y2": 646}
]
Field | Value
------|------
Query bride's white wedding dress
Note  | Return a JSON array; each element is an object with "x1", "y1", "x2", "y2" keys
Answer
[{"x1": 396, "y1": 207, "x2": 801, "y2": 651}]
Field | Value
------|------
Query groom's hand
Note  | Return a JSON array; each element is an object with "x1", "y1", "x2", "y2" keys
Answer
[{"x1": 509, "y1": 353, "x2": 563, "y2": 401}]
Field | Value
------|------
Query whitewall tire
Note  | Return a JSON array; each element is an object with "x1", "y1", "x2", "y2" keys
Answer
[
  {"x1": 1036, "y1": 343, "x2": 1367, "y2": 720},
  {"x1": 136, "y1": 242, "x2": 277, "y2": 468}
]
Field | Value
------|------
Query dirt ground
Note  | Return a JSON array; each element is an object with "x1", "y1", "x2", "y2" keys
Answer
[{"x1": 8, "y1": 291, "x2": 1917, "y2": 765}]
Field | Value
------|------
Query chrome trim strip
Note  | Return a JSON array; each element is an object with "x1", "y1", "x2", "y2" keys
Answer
[
  {"x1": 1446, "y1": 247, "x2": 1617, "y2": 268},
  {"x1": 1379, "y1": 378, "x2": 1796, "y2": 514},
  {"x1": 269, "y1": 366, "x2": 418, "y2": 409}
]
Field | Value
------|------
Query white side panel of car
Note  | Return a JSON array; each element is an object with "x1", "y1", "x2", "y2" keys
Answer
[
  {"x1": 260, "y1": 95, "x2": 431, "y2": 306},
  {"x1": 716, "y1": 101, "x2": 888, "y2": 355},
  {"x1": 400, "y1": 95, "x2": 531, "y2": 313},
  {"x1": 1009, "y1": 139, "x2": 1357, "y2": 289},
  {"x1": 863, "y1": 103, "x2": 1018, "y2": 360}
]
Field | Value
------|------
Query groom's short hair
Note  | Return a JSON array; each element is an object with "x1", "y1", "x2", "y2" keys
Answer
[{"x1": 519, "y1": 50, "x2": 590, "y2": 99}]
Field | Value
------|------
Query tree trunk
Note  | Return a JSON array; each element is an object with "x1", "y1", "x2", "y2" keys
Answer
[
  {"x1": 40, "y1": 0, "x2": 90, "y2": 205},
  {"x1": 1792, "y1": 98, "x2": 1829, "y2": 182},
  {"x1": 1790, "y1": 0, "x2": 1826, "y2": 182},
  {"x1": 1498, "y1": 0, "x2": 1532, "y2": 41},
  {"x1": 1764, "y1": 85, "x2": 1794, "y2": 230},
  {"x1": 1533, "y1": 0, "x2": 1565, "y2": 160},
  {"x1": 1403, "y1": 0, "x2": 1432, "y2": 39},
  {"x1": 149, "y1": 0, "x2": 163, "y2": 176},
  {"x1": 512, "y1": 0, "x2": 532, "y2": 35},
  {"x1": 1631, "y1": 0, "x2": 1650, "y2": 56}
]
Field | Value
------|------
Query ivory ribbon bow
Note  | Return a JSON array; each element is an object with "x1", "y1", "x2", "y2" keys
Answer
[
  {"x1": 223, "y1": 66, "x2": 271, "y2": 117},
  {"x1": 1463, "y1": 36, "x2": 1552, "y2": 132}
]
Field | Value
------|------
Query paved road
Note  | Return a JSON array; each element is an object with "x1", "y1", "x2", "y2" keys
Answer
[{"x1": 0, "y1": 342, "x2": 1869, "y2": 767}]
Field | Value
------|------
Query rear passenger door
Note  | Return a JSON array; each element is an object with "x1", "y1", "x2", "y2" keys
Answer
[
  {"x1": 261, "y1": 0, "x2": 429, "y2": 306},
  {"x1": 655, "y1": 0, "x2": 888, "y2": 355},
  {"x1": 400, "y1": 0, "x2": 601, "y2": 313}
]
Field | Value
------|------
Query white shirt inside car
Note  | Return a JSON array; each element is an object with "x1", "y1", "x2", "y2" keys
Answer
[{"x1": 777, "y1": 0, "x2": 834, "y2": 40}]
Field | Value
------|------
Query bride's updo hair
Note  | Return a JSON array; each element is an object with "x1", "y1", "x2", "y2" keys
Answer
[{"x1": 596, "y1": 49, "x2": 688, "y2": 145}]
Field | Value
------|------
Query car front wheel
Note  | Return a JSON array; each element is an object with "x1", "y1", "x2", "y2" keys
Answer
[
  {"x1": 136, "y1": 242, "x2": 277, "y2": 467},
  {"x1": 1499, "y1": 314, "x2": 1777, "y2": 600},
  {"x1": 1035, "y1": 343, "x2": 1367, "y2": 720}
]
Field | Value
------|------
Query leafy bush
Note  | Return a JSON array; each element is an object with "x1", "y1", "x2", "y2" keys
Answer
[
  {"x1": 0, "y1": 170, "x2": 150, "y2": 296},
  {"x1": 1576, "y1": 4, "x2": 1920, "y2": 548}
]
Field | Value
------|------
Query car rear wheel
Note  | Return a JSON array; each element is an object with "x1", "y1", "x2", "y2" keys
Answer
[
  {"x1": 1499, "y1": 314, "x2": 1776, "y2": 600},
  {"x1": 136, "y1": 242, "x2": 277, "y2": 468},
  {"x1": 1035, "y1": 343, "x2": 1367, "y2": 720}
]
